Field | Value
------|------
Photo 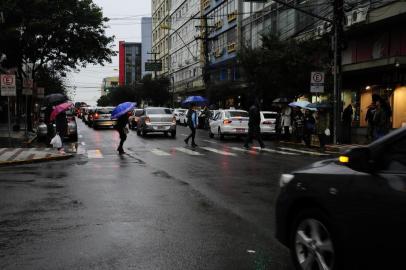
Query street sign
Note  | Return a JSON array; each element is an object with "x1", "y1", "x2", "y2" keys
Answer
[
  {"x1": 23, "y1": 79, "x2": 34, "y2": 95},
  {"x1": 36, "y1": 87, "x2": 45, "y2": 98},
  {"x1": 145, "y1": 61, "x2": 162, "y2": 71},
  {"x1": 1, "y1": 74, "x2": 16, "y2": 96},
  {"x1": 310, "y1": 71, "x2": 325, "y2": 93}
]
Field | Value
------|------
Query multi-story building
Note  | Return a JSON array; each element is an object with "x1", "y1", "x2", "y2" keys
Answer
[
  {"x1": 168, "y1": 0, "x2": 204, "y2": 98},
  {"x1": 118, "y1": 41, "x2": 142, "y2": 86},
  {"x1": 101, "y1": 77, "x2": 119, "y2": 96},
  {"x1": 141, "y1": 17, "x2": 153, "y2": 78},
  {"x1": 152, "y1": 0, "x2": 170, "y2": 77}
]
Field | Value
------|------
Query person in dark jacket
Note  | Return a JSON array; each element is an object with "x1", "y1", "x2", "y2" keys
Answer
[
  {"x1": 365, "y1": 104, "x2": 375, "y2": 142},
  {"x1": 116, "y1": 112, "x2": 130, "y2": 154},
  {"x1": 244, "y1": 101, "x2": 265, "y2": 149},
  {"x1": 341, "y1": 104, "x2": 353, "y2": 143},
  {"x1": 303, "y1": 110, "x2": 315, "y2": 147},
  {"x1": 184, "y1": 103, "x2": 198, "y2": 147},
  {"x1": 55, "y1": 111, "x2": 68, "y2": 152}
]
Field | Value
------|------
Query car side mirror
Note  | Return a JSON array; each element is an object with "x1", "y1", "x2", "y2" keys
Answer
[{"x1": 339, "y1": 147, "x2": 373, "y2": 173}]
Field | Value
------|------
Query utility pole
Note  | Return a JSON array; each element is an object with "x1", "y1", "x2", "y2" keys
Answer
[
  {"x1": 333, "y1": 0, "x2": 344, "y2": 144},
  {"x1": 147, "y1": 51, "x2": 160, "y2": 78}
]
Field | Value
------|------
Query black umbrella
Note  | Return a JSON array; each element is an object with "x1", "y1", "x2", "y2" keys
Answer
[
  {"x1": 306, "y1": 102, "x2": 332, "y2": 109},
  {"x1": 272, "y1": 97, "x2": 291, "y2": 103},
  {"x1": 44, "y1": 93, "x2": 68, "y2": 106}
]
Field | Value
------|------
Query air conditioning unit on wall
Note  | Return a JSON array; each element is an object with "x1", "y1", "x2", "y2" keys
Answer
[{"x1": 346, "y1": 7, "x2": 369, "y2": 27}]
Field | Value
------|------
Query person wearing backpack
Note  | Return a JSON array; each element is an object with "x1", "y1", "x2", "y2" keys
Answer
[{"x1": 184, "y1": 103, "x2": 198, "y2": 147}]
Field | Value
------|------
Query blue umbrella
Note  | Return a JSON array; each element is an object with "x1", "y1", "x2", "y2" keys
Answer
[
  {"x1": 288, "y1": 100, "x2": 311, "y2": 109},
  {"x1": 111, "y1": 102, "x2": 136, "y2": 119},
  {"x1": 181, "y1": 96, "x2": 208, "y2": 106}
]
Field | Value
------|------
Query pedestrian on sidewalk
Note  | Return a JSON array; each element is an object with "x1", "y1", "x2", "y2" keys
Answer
[
  {"x1": 281, "y1": 105, "x2": 292, "y2": 141},
  {"x1": 303, "y1": 110, "x2": 315, "y2": 147},
  {"x1": 116, "y1": 112, "x2": 130, "y2": 154},
  {"x1": 184, "y1": 103, "x2": 198, "y2": 147},
  {"x1": 55, "y1": 111, "x2": 67, "y2": 153},
  {"x1": 341, "y1": 104, "x2": 353, "y2": 144},
  {"x1": 292, "y1": 107, "x2": 304, "y2": 143},
  {"x1": 316, "y1": 108, "x2": 330, "y2": 152},
  {"x1": 365, "y1": 103, "x2": 375, "y2": 142},
  {"x1": 244, "y1": 99, "x2": 265, "y2": 149},
  {"x1": 373, "y1": 99, "x2": 389, "y2": 140}
]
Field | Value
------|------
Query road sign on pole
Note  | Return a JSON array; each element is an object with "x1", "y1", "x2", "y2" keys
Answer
[
  {"x1": 1, "y1": 74, "x2": 16, "y2": 96},
  {"x1": 310, "y1": 71, "x2": 325, "y2": 93},
  {"x1": 36, "y1": 87, "x2": 45, "y2": 98}
]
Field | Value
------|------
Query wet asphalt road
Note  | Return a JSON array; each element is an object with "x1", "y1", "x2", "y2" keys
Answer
[{"x1": 0, "y1": 119, "x2": 331, "y2": 270}]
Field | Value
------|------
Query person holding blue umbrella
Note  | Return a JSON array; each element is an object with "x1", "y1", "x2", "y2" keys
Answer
[
  {"x1": 184, "y1": 103, "x2": 198, "y2": 147},
  {"x1": 112, "y1": 102, "x2": 136, "y2": 154}
]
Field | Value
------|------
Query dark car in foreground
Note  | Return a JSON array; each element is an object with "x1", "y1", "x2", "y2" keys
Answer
[{"x1": 275, "y1": 127, "x2": 406, "y2": 270}]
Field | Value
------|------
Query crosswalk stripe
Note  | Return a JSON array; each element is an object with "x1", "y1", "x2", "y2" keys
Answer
[
  {"x1": 230, "y1": 147, "x2": 260, "y2": 155},
  {"x1": 151, "y1": 149, "x2": 171, "y2": 156},
  {"x1": 252, "y1": 147, "x2": 299, "y2": 155},
  {"x1": 87, "y1": 149, "x2": 103, "y2": 159},
  {"x1": 0, "y1": 149, "x2": 19, "y2": 160},
  {"x1": 200, "y1": 147, "x2": 237, "y2": 156},
  {"x1": 77, "y1": 145, "x2": 87, "y2": 155},
  {"x1": 202, "y1": 139, "x2": 219, "y2": 144},
  {"x1": 175, "y1": 147, "x2": 204, "y2": 156},
  {"x1": 277, "y1": 147, "x2": 330, "y2": 156},
  {"x1": 81, "y1": 141, "x2": 86, "y2": 146},
  {"x1": 7, "y1": 148, "x2": 24, "y2": 161}
]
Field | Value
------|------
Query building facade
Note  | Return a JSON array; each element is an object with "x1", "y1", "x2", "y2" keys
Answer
[
  {"x1": 141, "y1": 17, "x2": 153, "y2": 78},
  {"x1": 101, "y1": 77, "x2": 119, "y2": 96},
  {"x1": 168, "y1": 0, "x2": 204, "y2": 99},
  {"x1": 118, "y1": 41, "x2": 142, "y2": 86},
  {"x1": 152, "y1": 0, "x2": 170, "y2": 77}
]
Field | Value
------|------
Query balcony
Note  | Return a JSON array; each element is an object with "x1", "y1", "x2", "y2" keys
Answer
[
  {"x1": 227, "y1": 11, "x2": 237, "y2": 22},
  {"x1": 214, "y1": 20, "x2": 223, "y2": 30},
  {"x1": 203, "y1": 0, "x2": 210, "y2": 10},
  {"x1": 227, "y1": 43, "x2": 236, "y2": 53}
]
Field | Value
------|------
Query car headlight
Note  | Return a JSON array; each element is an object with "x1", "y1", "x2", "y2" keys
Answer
[{"x1": 279, "y1": 174, "x2": 294, "y2": 188}]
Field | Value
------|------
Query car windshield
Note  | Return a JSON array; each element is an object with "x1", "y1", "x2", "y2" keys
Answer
[
  {"x1": 96, "y1": 108, "x2": 113, "y2": 114},
  {"x1": 263, "y1": 113, "x2": 277, "y2": 119},
  {"x1": 134, "y1": 110, "x2": 144, "y2": 116},
  {"x1": 225, "y1": 111, "x2": 249, "y2": 118},
  {"x1": 147, "y1": 108, "x2": 172, "y2": 114}
]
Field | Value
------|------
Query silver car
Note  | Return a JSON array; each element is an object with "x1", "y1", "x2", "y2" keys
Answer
[
  {"x1": 92, "y1": 107, "x2": 117, "y2": 129},
  {"x1": 137, "y1": 107, "x2": 176, "y2": 138}
]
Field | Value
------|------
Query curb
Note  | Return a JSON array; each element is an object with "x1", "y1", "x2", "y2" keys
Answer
[
  {"x1": 276, "y1": 140, "x2": 342, "y2": 153},
  {"x1": 0, "y1": 153, "x2": 73, "y2": 167},
  {"x1": 25, "y1": 134, "x2": 38, "y2": 144}
]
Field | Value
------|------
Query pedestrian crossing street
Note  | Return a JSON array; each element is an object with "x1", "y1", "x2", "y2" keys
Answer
[{"x1": 78, "y1": 144, "x2": 334, "y2": 160}]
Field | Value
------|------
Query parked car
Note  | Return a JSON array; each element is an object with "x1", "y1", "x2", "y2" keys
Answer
[
  {"x1": 178, "y1": 109, "x2": 189, "y2": 126},
  {"x1": 173, "y1": 108, "x2": 187, "y2": 124},
  {"x1": 36, "y1": 109, "x2": 78, "y2": 141},
  {"x1": 128, "y1": 108, "x2": 145, "y2": 130},
  {"x1": 137, "y1": 107, "x2": 176, "y2": 138},
  {"x1": 86, "y1": 108, "x2": 97, "y2": 127},
  {"x1": 209, "y1": 109, "x2": 249, "y2": 139},
  {"x1": 92, "y1": 107, "x2": 116, "y2": 129},
  {"x1": 82, "y1": 107, "x2": 95, "y2": 125},
  {"x1": 275, "y1": 127, "x2": 406, "y2": 270},
  {"x1": 65, "y1": 110, "x2": 78, "y2": 141},
  {"x1": 260, "y1": 111, "x2": 277, "y2": 136}
]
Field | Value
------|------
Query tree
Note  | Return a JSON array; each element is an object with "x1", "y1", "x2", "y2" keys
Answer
[{"x1": 239, "y1": 33, "x2": 331, "y2": 104}]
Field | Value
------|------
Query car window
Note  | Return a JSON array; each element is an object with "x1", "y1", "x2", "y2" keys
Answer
[
  {"x1": 380, "y1": 137, "x2": 406, "y2": 173},
  {"x1": 147, "y1": 108, "x2": 172, "y2": 114},
  {"x1": 214, "y1": 112, "x2": 221, "y2": 121},
  {"x1": 263, "y1": 113, "x2": 277, "y2": 119},
  {"x1": 97, "y1": 108, "x2": 113, "y2": 114},
  {"x1": 225, "y1": 111, "x2": 248, "y2": 118},
  {"x1": 134, "y1": 110, "x2": 144, "y2": 116}
]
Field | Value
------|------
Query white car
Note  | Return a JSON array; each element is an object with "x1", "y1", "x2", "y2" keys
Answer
[
  {"x1": 173, "y1": 108, "x2": 187, "y2": 124},
  {"x1": 260, "y1": 111, "x2": 277, "y2": 135},
  {"x1": 209, "y1": 109, "x2": 249, "y2": 139}
]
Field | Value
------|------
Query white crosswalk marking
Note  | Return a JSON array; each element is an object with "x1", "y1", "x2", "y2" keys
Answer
[
  {"x1": 277, "y1": 147, "x2": 330, "y2": 156},
  {"x1": 87, "y1": 149, "x2": 103, "y2": 159},
  {"x1": 151, "y1": 149, "x2": 171, "y2": 156},
  {"x1": 77, "y1": 145, "x2": 87, "y2": 155},
  {"x1": 81, "y1": 141, "x2": 86, "y2": 146},
  {"x1": 175, "y1": 147, "x2": 204, "y2": 156},
  {"x1": 252, "y1": 147, "x2": 299, "y2": 155},
  {"x1": 200, "y1": 147, "x2": 237, "y2": 156},
  {"x1": 202, "y1": 139, "x2": 219, "y2": 144},
  {"x1": 230, "y1": 147, "x2": 260, "y2": 155}
]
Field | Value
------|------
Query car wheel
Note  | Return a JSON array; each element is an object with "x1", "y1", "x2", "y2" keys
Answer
[
  {"x1": 164, "y1": 131, "x2": 168, "y2": 137},
  {"x1": 136, "y1": 128, "x2": 141, "y2": 136},
  {"x1": 219, "y1": 128, "x2": 224, "y2": 140},
  {"x1": 141, "y1": 128, "x2": 147, "y2": 137},
  {"x1": 290, "y1": 208, "x2": 337, "y2": 270},
  {"x1": 209, "y1": 130, "x2": 214, "y2": 138},
  {"x1": 171, "y1": 131, "x2": 176, "y2": 138}
]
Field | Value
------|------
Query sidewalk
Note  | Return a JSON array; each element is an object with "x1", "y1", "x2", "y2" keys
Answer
[
  {"x1": 0, "y1": 123, "x2": 37, "y2": 147},
  {"x1": 0, "y1": 148, "x2": 73, "y2": 166},
  {"x1": 277, "y1": 140, "x2": 365, "y2": 153}
]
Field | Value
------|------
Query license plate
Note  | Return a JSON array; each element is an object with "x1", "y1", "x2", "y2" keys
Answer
[
  {"x1": 156, "y1": 126, "x2": 165, "y2": 130},
  {"x1": 236, "y1": 128, "x2": 245, "y2": 133}
]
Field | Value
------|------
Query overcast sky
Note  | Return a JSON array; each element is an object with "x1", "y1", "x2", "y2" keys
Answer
[{"x1": 69, "y1": 0, "x2": 151, "y2": 106}]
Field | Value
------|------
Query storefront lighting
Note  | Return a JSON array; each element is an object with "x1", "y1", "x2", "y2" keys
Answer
[
  {"x1": 365, "y1": 86, "x2": 371, "y2": 90},
  {"x1": 395, "y1": 61, "x2": 400, "y2": 68}
]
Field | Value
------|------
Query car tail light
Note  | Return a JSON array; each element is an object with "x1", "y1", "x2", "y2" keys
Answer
[
  {"x1": 263, "y1": 121, "x2": 272, "y2": 125},
  {"x1": 172, "y1": 116, "x2": 176, "y2": 124},
  {"x1": 223, "y1": 119, "x2": 232, "y2": 125},
  {"x1": 145, "y1": 117, "x2": 151, "y2": 123},
  {"x1": 93, "y1": 113, "x2": 99, "y2": 119}
]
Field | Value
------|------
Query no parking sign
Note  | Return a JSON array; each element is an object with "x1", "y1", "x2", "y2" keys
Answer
[
  {"x1": 1, "y1": 74, "x2": 16, "y2": 96},
  {"x1": 310, "y1": 72, "x2": 325, "y2": 93}
]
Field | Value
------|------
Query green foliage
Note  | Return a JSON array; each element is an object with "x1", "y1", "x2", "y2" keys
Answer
[
  {"x1": 238, "y1": 34, "x2": 331, "y2": 102},
  {"x1": 35, "y1": 68, "x2": 67, "y2": 96},
  {"x1": 96, "y1": 76, "x2": 171, "y2": 107},
  {"x1": 0, "y1": 0, "x2": 115, "y2": 75}
]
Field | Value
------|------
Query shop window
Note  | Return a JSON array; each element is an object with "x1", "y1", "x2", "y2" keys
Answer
[{"x1": 393, "y1": 86, "x2": 406, "y2": 128}]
